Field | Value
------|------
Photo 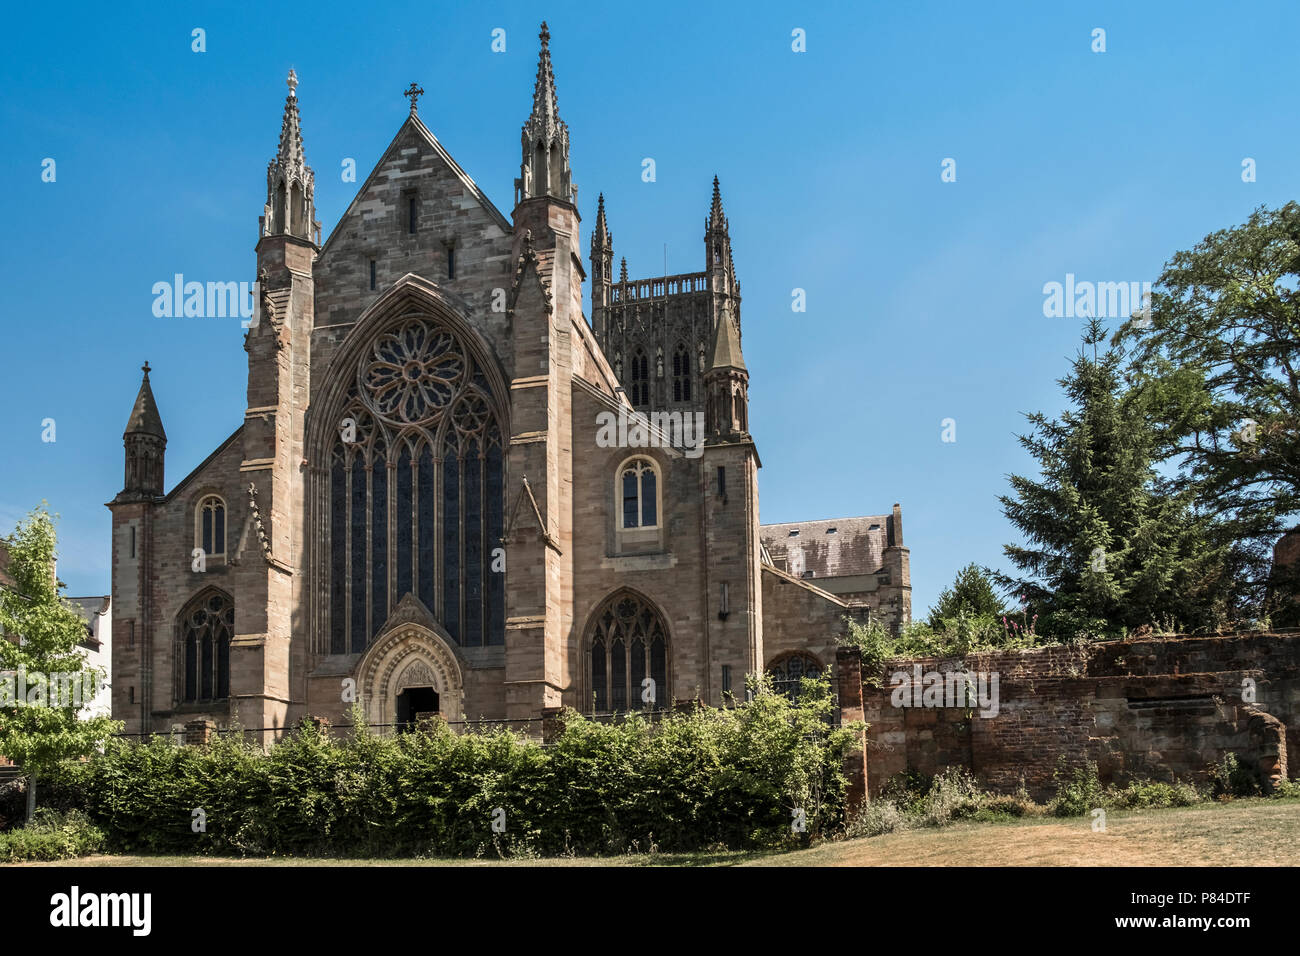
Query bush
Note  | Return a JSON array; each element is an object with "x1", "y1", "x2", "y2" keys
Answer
[
  {"x1": 1108, "y1": 780, "x2": 1201, "y2": 810},
  {"x1": 1049, "y1": 759, "x2": 1106, "y2": 817},
  {"x1": 1207, "y1": 753, "x2": 1261, "y2": 799},
  {"x1": 846, "y1": 800, "x2": 907, "y2": 837},
  {"x1": 0, "y1": 809, "x2": 105, "y2": 862},
  {"x1": 39, "y1": 678, "x2": 863, "y2": 858}
]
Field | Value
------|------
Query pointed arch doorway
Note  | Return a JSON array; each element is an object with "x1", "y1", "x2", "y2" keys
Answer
[{"x1": 356, "y1": 601, "x2": 465, "y2": 730}]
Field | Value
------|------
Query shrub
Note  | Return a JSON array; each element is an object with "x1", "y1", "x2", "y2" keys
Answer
[
  {"x1": 1207, "y1": 753, "x2": 1261, "y2": 799},
  {"x1": 0, "y1": 809, "x2": 105, "y2": 862},
  {"x1": 846, "y1": 800, "x2": 907, "y2": 838},
  {"x1": 1049, "y1": 759, "x2": 1105, "y2": 817},
  {"x1": 39, "y1": 678, "x2": 863, "y2": 859},
  {"x1": 1108, "y1": 780, "x2": 1202, "y2": 810}
]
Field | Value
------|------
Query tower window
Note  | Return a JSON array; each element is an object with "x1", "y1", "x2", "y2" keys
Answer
[
  {"x1": 630, "y1": 348, "x2": 649, "y2": 406},
  {"x1": 672, "y1": 343, "x2": 691, "y2": 402},
  {"x1": 369, "y1": 259, "x2": 376, "y2": 291},
  {"x1": 408, "y1": 195, "x2": 418, "y2": 234},
  {"x1": 722, "y1": 665, "x2": 732, "y2": 696},
  {"x1": 129, "y1": 525, "x2": 136, "y2": 559},
  {"x1": 619, "y1": 457, "x2": 659, "y2": 530},
  {"x1": 717, "y1": 466, "x2": 726, "y2": 498},
  {"x1": 195, "y1": 495, "x2": 226, "y2": 560},
  {"x1": 447, "y1": 244, "x2": 456, "y2": 280}
]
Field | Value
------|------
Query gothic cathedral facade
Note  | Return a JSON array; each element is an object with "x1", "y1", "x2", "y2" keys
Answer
[{"x1": 108, "y1": 25, "x2": 910, "y2": 737}]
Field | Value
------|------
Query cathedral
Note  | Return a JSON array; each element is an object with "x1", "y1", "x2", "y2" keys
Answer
[{"x1": 107, "y1": 25, "x2": 910, "y2": 738}]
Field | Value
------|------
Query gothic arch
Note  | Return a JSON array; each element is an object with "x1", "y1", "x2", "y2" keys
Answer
[
  {"x1": 174, "y1": 587, "x2": 234, "y2": 706},
  {"x1": 306, "y1": 275, "x2": 512, "y2": 658},
  {"x1": 357, "y1": 619, "x2": 464, "y2": 728},
  {"x1": 582, "y1": 589, "x2": 671, "y2": 713}
]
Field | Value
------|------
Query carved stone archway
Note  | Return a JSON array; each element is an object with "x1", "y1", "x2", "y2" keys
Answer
[{"x1": 356, "y1": 597, "x2": 465, "y2": 727}]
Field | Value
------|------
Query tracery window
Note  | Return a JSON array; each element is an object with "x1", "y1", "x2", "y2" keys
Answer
[
  {"x1": 619, "y1": 457, "x2": 658, "y2": 530},
  {"x1": 768, "y1": 652, "x2": 823, "y2": 701},
  {"x1": 328, "y1": 318, "x2": 505, "y2": 654},
  {"x1": 672, "y1": 343, "x2": 691, "y2": 403},
  {"x1": 630, "y1": 347, "x2": 649, "y2": 405},
  {"x1": 195, "y1": 495, "x2": 226, "y2": 560},
  {"x1": 588, "y1": 592, "x2": 669, "y2": 712},
  {"x1": 177, "y1": 589, "x2": 232, "y2": 704}
]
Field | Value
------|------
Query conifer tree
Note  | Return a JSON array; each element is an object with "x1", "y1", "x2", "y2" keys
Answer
[{"x1": 994, "y1": 319, "x2": 1232, "y2": 639}]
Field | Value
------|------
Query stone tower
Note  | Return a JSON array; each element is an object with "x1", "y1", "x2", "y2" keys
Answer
[
  {"x1": 233, "y1": 69, "x2": 319, "y2": 739},
  {"x1": 107, "y1": 363, "x2": 167, "y2": 732},
  {"x1": 503, "y1": 22, "x2": 583, "y2": 719},
  {"x1": 701, "y1": 303, "x2": 763, "y2": 700}
]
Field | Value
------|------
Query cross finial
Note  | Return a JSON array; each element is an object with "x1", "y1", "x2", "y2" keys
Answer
[
  {"x1": 287, "y1": 69, "x2": 298, "y2": 97},
  {"x1": 141, "y1": 360, "x2": 151, "y2": 377},
  {"x1": 404, "y1": 82, "x2": 424, "y2": 114}
]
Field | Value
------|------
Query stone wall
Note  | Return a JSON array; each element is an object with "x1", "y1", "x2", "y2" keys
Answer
[{"x1": 857, "y1": 631, "x2": 1299, "y2": 800}]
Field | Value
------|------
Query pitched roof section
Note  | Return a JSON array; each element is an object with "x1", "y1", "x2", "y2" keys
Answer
[
  {"x1": 759, "y1": 516, "x2": 893, "y2": 579},
  {"x1": 319, "y1": 111, "x2": 510, "y2": 258},
  {"x1": 123, "y1": 362, "x2": 166, "y2": 440}
]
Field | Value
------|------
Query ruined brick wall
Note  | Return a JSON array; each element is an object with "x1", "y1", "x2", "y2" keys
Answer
[{"x1": 859, "y1": 632, "x2": 1300, "y2": 800}]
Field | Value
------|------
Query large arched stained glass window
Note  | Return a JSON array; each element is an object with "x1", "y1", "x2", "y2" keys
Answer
[
  {"x1": 587, "y1": 592, "x2": 669, "y2": 713},
  {"x1": 327, "y1": 318, "x2": 506, "y2": 654},
  {"x1": 176, "y1": 589, "x2": 233, "y2": 705}
]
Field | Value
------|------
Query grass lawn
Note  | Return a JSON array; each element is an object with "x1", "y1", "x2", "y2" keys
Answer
[{"x1": 11, "y1": 797, "x2": 1298, "y2": 867}]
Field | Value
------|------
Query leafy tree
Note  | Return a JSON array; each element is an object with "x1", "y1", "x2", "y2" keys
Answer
[
  {"x1": 994, "y1": 319, "x2": 1233, "y2": 639},
  {"x1": 927, "y1": 563, "x2": 1004, "y2": 627},
  {"x1": 1113, "y1": 203, "x2": 1300, "y2": 616},
  {"x1": 0, "y1": 506, "x2": 120, "y2": 820}
]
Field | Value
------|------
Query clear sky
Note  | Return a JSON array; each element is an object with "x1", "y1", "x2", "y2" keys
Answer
[{"x1": 2, "y1": 0, "x2": 1297, "y2": 615}]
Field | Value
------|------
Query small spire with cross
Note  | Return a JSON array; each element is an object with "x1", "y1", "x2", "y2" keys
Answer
[
  {"x1": 141, "y1": 360, "x2": 151, "y2": 378},
  {"x1": 287, "y1": 68, "x2": 298, "y2": 97},
  {"x1": 404, "y1": 82, "x2": 424, "y2": 114}
]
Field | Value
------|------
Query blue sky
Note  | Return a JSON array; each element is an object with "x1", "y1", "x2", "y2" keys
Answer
[{"x1": 1, "y1": 0, "x2": 1297, "y2": 614}]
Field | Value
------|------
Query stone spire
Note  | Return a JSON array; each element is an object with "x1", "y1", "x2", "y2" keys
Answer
[
  {"x1": 708, "y1": 175, "x2": 727, "y2": 232},
  {"x1": 591, "y1": 193, "x2": 613, "y2": 284},
  {"x1": 705, "y1": 306, "x2": 749, "y2": 441},
  {"x1": 124, "y1": 361, "x2": 166, "y2": 440},
  {"x1": 264, "y1": 69, "x2": 317, "y2": 242},
  {"x1": 708, "y1": 307, "x2": 746, "y2": 373},
  {"x1": 704, "y1": 175, "x2": 735, "y2": 287},
  {"x1": 516, "y1": 22, "x2": 574, "y2": 204},
  {"x1": 121, "y1": 361, "x2": 167, "y2": 497}
]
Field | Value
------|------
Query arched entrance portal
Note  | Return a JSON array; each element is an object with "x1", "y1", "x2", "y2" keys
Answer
[{"x1": 357, "y1": 613, "x2": 464, "y2": 731}]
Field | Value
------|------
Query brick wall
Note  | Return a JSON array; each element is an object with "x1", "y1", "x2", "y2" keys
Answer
[{"x1": 857, "y1": 631, "x2": 1300, "y2": 800}]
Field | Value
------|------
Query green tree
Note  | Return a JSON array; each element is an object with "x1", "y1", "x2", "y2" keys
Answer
[
  {"x1": 927, "y1": 563, "x2": 1004, "y2": 627},
  {"x1": 994, "y1": 319, "x2": 1232, "y2": 639},
  {"x1": 1113, "y1": 203, "x2": 1300, "y2": 617},
  {"x1": 0, "y1": 506, "x2": 120, "y2": 820}
]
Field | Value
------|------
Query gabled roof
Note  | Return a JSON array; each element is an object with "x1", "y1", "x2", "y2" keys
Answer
[{"x1": 319, "y1": 112, "x2": 510, "y2": 259}]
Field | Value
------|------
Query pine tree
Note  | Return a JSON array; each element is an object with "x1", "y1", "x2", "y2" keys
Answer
[
  {"x1": 0, "y1": 506, "x2": 121, "y2": 820},
  {"x1": 927, "y1": 563, "x2": 1003, "y2": 628},
  {"x1": 994, "y1": 319, "x2": 1232, "y2": 639}
]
